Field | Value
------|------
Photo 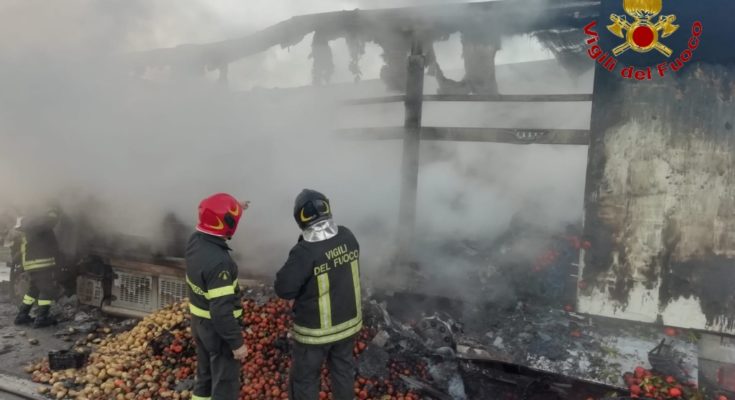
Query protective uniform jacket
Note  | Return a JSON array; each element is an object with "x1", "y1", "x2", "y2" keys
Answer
[
  {"x1": 18, "y1": 211, "x2": 60, "y2": 272},
  {"x1": 275, "y1": 226, "x2": 362, "y2": 345},
  {"x1": 185, "y1": 232, "x2": 244, "y2": 350}
]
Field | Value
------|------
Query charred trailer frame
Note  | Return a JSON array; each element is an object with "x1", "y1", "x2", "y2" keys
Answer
[
  {"x1": 578, "y1": 0, "x2": 735, "y2": 387},
  {"x1": 578, "y1": 1, "x2": 735, "y2": 337}
]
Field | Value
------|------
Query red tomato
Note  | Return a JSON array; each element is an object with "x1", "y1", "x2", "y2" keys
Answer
[
  {"x1": 629, "y1": 384, "x2": 642, "y2": 395},
  {"x1": 664, "y1": 327, "x2": 679, "y2": 336}
]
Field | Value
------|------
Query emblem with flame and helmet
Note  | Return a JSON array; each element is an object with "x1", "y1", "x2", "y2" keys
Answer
[{"x1": 607, "y1": 0, "x2": 679, "y2": 57}]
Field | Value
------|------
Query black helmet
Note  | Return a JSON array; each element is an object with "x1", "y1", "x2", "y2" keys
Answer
[{"x1": 293, "y1": 189, "x2": 332, "y2": 230}]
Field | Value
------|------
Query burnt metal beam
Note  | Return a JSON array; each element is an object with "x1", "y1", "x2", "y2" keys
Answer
[
  {"x1": 128, "y1": 0, "x2": 600, "y2": 72},
  {"x1": 339, "y1": 127, "x2": 590, "y2": 145},
  {"x1": 396, "y1": 41, "x2": 425, "y2": 263},
  {"x1": 343, "y1": 93, "x2": 593, "y2": 105}
]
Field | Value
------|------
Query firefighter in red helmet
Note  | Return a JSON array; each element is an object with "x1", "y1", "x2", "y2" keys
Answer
[{"x1": 186, "y1": 193, "x2": 249, "y2": 400}]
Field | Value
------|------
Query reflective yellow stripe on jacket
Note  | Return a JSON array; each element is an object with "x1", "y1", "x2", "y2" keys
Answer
[
  {"x1": 189, "y1": 303, "x2": 243, "y2": 320},
  {"x1": 186, "y1": 276, "x2": 242, "y2": 319},
  {"x1": 293, "y1": 260, "x2": 362, "y2": 345},
  {"x1": 20, "y1": 236, "x2": 55, "y2": 271},
  {"x1": 186, "y1": 276, "x2": 238, "y2": 300}
]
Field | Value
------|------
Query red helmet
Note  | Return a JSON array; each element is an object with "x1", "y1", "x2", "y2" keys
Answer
[{"x1": 196, "y1": 193, "x2": 245, "y2": 238}]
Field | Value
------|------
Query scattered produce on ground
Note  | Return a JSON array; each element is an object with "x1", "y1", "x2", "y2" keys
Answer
[{"x1": 27, "y1": 299, "x2": 425, "y2": 400}]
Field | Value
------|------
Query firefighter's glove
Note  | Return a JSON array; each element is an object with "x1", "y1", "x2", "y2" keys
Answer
[{"x1": 233, "y1": 344, "x2": 248, "y2": 361}]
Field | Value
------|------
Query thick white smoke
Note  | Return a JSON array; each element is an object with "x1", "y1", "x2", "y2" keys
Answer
[{"x1": 0, "y1": 0, "x2": 592, "y2": 287}]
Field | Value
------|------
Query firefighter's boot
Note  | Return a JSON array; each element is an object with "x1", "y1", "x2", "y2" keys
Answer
[
  {"x1": 33, "y1": 306, "x2": 57, "y2": 328},
  {"x1": 14, "y1": 304, "x2": 33, "y2": 326}
]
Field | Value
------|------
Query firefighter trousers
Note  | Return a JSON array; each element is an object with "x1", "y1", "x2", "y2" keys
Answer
[
  {"x1": 21, "y1": 268, "x2": 58, "y2": 309},
  {"x1": 289, "y1": 335, "x2": 356, "y2": 400},
  {"x1": 191, "y1": 317, "x2": 241, "y2": 400}
]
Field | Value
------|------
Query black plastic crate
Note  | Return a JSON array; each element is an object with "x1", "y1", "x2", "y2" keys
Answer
[{"x1": 48, "y1": 350, "x2": 87, "y2": 371}]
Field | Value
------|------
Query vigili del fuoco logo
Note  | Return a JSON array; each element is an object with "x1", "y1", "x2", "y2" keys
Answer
[{"x1": 584, "y1": 0, "x2": 703, "y2": 80}]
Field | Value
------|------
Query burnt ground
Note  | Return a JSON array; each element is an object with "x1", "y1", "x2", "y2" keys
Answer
[
  {"x1": 378, "y1": 291, "x2": 699, "y2": 390},
  {"x1": 368, "y1": 221, "x2": 702, "y2": 394},
  {"x1": 0, "y1": 264, "x2": 135, "y2": 381},
  {"x1": 0, "y1": 250, "x2": 711, "y2": 400},
  {"x1": 0, "y1": 268, "x2": 74, "y2": 380}
]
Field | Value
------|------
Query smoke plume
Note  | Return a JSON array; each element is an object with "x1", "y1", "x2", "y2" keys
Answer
[{"x1": 0, "y1": 0, "x2": 592, "y2": 290}]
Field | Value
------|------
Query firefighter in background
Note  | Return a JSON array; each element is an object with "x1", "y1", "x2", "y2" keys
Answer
[
  {"x1": 13, "y1": 206, "x2": 61, "y2": 328},
  {"x1": 275, "y1": 189, "x2": 362, "y2": 400},
  {"x1": 186, "y1": 193, "x2": 249, "y2": 400}
]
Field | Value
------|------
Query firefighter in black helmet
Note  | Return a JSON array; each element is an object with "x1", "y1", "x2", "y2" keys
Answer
[
  {"x1": 13, "y1": 206, "x2": 61, "y2": 328},
  {"x1": 275, "y1": 189, "x2": 362, "y2": 400}
]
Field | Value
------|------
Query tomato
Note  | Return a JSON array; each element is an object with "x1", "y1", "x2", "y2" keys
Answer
[
  {"x1": 629, "y1": 384, "x2": 642, "y2": 395},
  {"x1": 664, "y1": 327, "x2": 679, "y2": 337}
]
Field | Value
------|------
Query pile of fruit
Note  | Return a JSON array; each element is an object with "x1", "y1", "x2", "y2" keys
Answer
[
  {"x1": 610, "y1": 366, "x2": 730, "y2": 400},
  {"x1": 28, "y1": 302, "x2": 190, "y2": 399},
  {"x1": 27, "y1": 298, "x2": 427, "y2": 400}
]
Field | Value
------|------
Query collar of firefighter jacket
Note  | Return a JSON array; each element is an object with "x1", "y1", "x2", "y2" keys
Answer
[
  {"x1": 198, "y1": 231, "x2": 232, "y2": 250},
  {"x1": 302, "y1": 219, "x2": 338, "y2": 242}
]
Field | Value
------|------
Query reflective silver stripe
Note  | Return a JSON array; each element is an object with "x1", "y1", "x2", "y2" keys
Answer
[
  {"x1": 22, "y1": 295, "x2": 36, "y2": 305},
  {"x1": 317, "y1": 273, "x2": 331, "y2": 329},
  {"x1": 38, "y1": 299, "x2": 52, "y2": 306}
]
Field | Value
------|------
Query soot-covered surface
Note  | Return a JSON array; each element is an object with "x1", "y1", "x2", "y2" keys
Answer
[
  {"x1": 377, "y1": 290, "x2": 699, "y2": 390},
  {"x1": 581, "y1": 62, "x2": 735, "y2": 333}
]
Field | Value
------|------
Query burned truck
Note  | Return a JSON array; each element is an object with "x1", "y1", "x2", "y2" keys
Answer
[
  {"x1": 2, "y1": 0, "x2": 734, "y2": 397},
  {"x1": 126, "y1": 0, "x2": 735, "y2": 394},
  {"x1": 576, "y1": 0, "x2": 735, "y2": 393}
]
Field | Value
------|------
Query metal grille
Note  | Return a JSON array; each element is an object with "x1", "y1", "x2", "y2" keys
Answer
[
  {"x1": 77, "y1": 277, "x2": 103, "y2": 306},
  {"x1": 113, "y1": 271, "x2": 153, "y2": 312},
  {"x1": 159, "y1": 276, "x2": 186, "y2": 308}
]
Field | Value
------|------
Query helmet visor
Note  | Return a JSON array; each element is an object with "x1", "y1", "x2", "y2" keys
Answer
[{"x1": 299, "y1": 199, "x2": 330, "y2": 225}]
